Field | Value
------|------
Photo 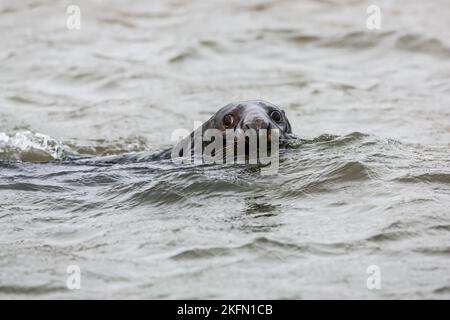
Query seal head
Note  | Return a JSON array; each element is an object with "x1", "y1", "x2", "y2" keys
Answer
[
  {"x1": 169, "y1": 100, "x2": 295, "y2": 160},
  {"x1": 203, "y1": 100, "x2": 292, "y2": 138}
]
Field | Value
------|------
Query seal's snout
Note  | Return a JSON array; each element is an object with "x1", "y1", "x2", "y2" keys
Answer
[
  {"x1": 241, "y1": 115, "x2": 273, "y2": 144},
  {"x1": 243, "y1": 118, "x2": 270, "y2": 131}
]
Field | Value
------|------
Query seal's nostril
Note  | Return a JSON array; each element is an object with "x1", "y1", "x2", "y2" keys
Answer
[{"x1": 243, "y1": 119, "x2": 269, "y2": 130}]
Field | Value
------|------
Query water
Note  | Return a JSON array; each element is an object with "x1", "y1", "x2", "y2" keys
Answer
[{"x1": 0, "y1": 0, "x2": 449, "y2": 299}]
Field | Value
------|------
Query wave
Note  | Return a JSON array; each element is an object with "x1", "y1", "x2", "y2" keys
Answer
[
  {"x1": 396, "y1": 173, "x2": 450, "y2": 184},
  {"x1": 0, "y1": 131, "x2": 67, "y2": 162},
  {"x1": 395, "y1": 34, "x2": 450, "y2": 58},
  {"x1": 0, "y1": 284, "x2": 67, "y2": 295},
  {"x1": 0, "y1": 131, "x2": 152, "y2": 162},
  {"x1": 169, "y1": 236, "x2": 349, "y2": 260},
  {"x1": 0, "y1": 182, "x2": 69, "y2": 192},
  {"x1": 283, "y1": 30, "x2": 450, "y2": 59},
  {"x1": 318, "y1": 31, "x2": 396, "y2": 50},
  {"x1": 365, "y1": 230, "x2": 418, "y2": 243},
  {"x1": 413, "y1": 247, "x2": 450, "y2": 256}
]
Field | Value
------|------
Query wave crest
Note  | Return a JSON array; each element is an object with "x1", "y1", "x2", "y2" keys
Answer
[{"x1": 0, "y1": 131, "x2": 67, "y2": 162}]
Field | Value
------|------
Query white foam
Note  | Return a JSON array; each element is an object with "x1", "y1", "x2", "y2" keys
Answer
[{"x1": 0, "y1": 131, "x2": 66, "y2": 161}]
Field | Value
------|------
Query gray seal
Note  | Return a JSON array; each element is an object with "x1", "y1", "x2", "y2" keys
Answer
[
  {"x1": 70, "y1": 100, "x2": 295, "y2": 164},
  {"x1": 162, "y1": 99, "x2": 295, "y2": 160}
]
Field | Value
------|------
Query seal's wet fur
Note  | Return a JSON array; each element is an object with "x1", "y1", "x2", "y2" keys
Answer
[
  {"x1": 70, "y1": 100, "x2": 295, "y2": 164},
  {"x1": 169, "y1": 100, "x2": 295, "y2": 160}
]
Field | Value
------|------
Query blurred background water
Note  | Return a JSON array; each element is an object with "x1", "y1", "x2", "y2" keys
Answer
[{"x1": 0, "y1": 0, "x2": 449, "y2": 299}]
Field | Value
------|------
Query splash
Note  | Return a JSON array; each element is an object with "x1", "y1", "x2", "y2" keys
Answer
[{"x1": 0, "y1": 131, "x2": 67, "y2": 162}]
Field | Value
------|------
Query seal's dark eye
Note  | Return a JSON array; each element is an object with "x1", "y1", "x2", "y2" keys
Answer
[
  {"x1": 270, "y1": 110, "x2": 282, "y2": 123},
  {"x1": 223, "y1": 114, "x2": 234, "y2": 128}
]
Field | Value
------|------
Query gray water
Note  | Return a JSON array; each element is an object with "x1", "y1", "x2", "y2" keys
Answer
[{"x1": 0, "y1": 0, "x2": 449, "y2": 299}]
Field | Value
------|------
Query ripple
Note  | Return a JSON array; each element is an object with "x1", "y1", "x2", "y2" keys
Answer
[
  {"x1": 414, "y1": 247, "x2": 450, "y2": 256},
  {"x1": 124, "y1": 181, "x2": 204, "y2": 208},
  {"x1": 319, "y1": 31, "x2": 395, "y2": 49},
  {"x1": 396, "y1": 34, "x2": 450, "y2": 58},
  {"x1": 326, "y1": 161, "x2": 373, "y2": 182},
  {"x1": 98, "y1": 17, "x2": 136, "y2": 29},
  {"x1": 168, "y1": 48, "x2": 201, "y2": 63},
  {"x1": 0, "y1": 182, "x2": 70, "y2": 192},
  {"x1": 319, "y1": 132, "x2": 369, "y2": 146},
  {"x1": 433, "y1": 286, "x2": 450, "y2": 295},
  {"x1": 171, "y1": 247, "x2": 232, "y2": 260},
  {"x1": 67, "y1": 137, "x2": 150, "y2": 157},
  {"x1": 287, "y1": 34, "x2": 320, "y2": 44},
  {"x1": 0, "y1": 284, "x2": 67, "y2": 295},
  {"x1": 170, "y1": 237, "x2": 349, "y2": 261},
  {"x1": 396, "y1": 173, "x2": 450, "y2": 184},
  {"x1": 365, "y1": 230, "x2": 418, "y2": 243},
  {"x1": 429, "y1": 224, "x2": 450, "y2": 231}
]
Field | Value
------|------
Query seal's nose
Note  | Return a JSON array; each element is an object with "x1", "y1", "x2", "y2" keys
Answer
[{"x1": 243, "y1": 118, "x2": 269, "y2": 130}]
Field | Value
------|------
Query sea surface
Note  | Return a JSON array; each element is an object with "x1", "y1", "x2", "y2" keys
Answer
[{"x1": 0, "y1": 0, "x2": 449, "y2": 299}]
